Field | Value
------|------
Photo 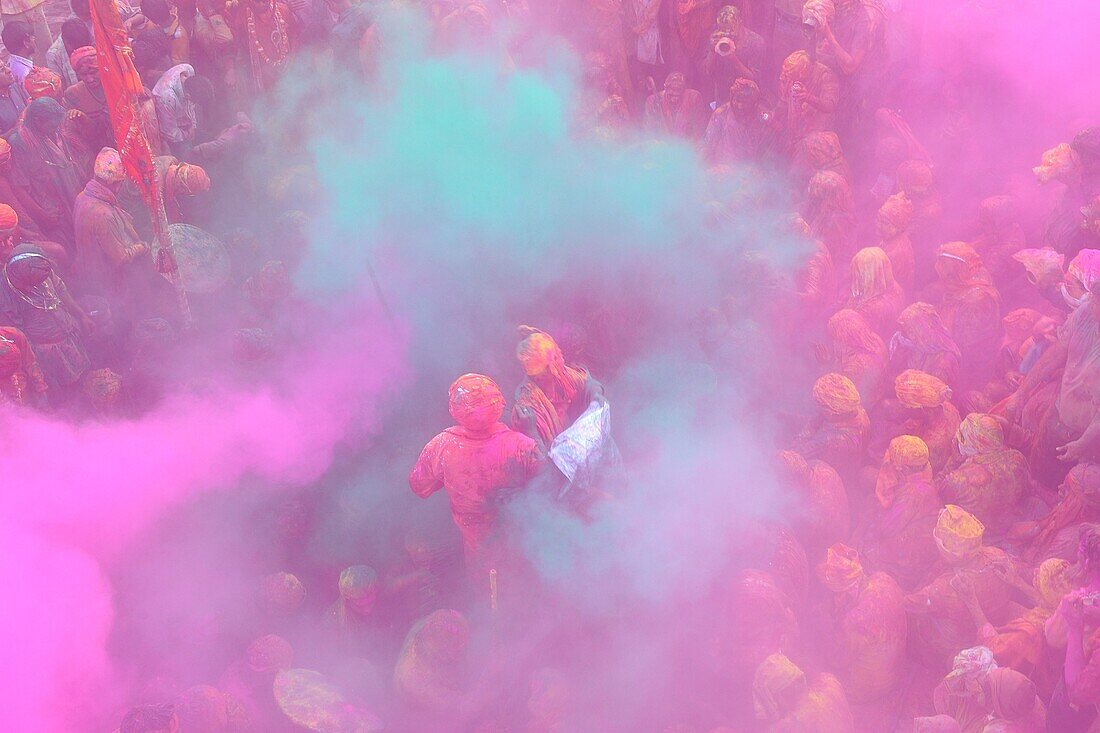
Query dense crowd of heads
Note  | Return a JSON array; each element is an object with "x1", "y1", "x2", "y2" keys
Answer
[{"x1": 2, "y1": 0, "x2": 1100, "y2": 731}]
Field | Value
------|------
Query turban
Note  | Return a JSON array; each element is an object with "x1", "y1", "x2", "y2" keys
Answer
[
  {"x1": 817, "y1": 542, "x2": 863, "y2": 593},
  {"x1": 448, "y1": 373, "x2": 505, "y2": 432},
  {"x1": 937, "y1": 241, "x2": 982, "y2": 272},
  {"x1": 887, "y1": 435, "x2": 930, "y2": 470},
  {"x1": 83, "y1": 368, "x2": 122, "y2": 407},
  {"x1": 1036, "y1": 557, "x2": 1073, "y2": 609},
  {"x1": 1034, "y1": 143, "x2": 1079, "y2": 184},
  {"x1": 934, "y1": 504, "x2": 984, "y2": 563},
  {"x1": 850, "y1": 247, "x2": 894, "y2": 302},
  {"x1": 24, "y1": 66, "x2": 62, "y2": 101},
  {"x1": 169, "y1": 162, "x2": 211, "y2": 196},
  {"x1": 338, "y1": 565, "x2": 378, "y2": 601},
  {"x1": 877, "y1": 192, "x2": 913, "y2": 234},
  {"x1": 956, "y1": 413, "x2": 1003, "y2": 456},
  {"x1": 895, "y1": 369, "x2": 951, "y2": 409},
  {"x1": 897, "y1": 159, "x2": 934, "y2": 195},
  {"x1": 944, "y1": 646, "x2": 996, "y2": 697},
  {"x1": 417, "y1": 609, "x2": 469, "y2": 663},
  {"x1": 752, "y1": 653, "x2": 806, "y2": 722},
  {"x1": 812, "y1": 372, "x2": 860, "y2": 415},
  {"x1": 246, "y1": 633, "x2": 293, "y2": 673},
  {"x1": 913, "y1": 716, "x2": 961, "y2": 733},
  {"x1": 0, "y1": 138, "x2": 9, "y2": 165},
  {"x1": 94, "y1": 147, "x2": 126, "y2": 183},
  {"x1": 69, "y1": 45, "x2": 98, "y2": 75},
  {"x1": 876, "y1": 435, "x2": 930, "y2": 507},
  {"x1": 986, "y1": 668, "x2": 1036, "y2": 721},
  {"x1": 258, "y1": 571, "x2": 305, "y2": 614},
  {"x1": 517, "y1": 325, "x2": 571, "y2": 380},
  {"x1": 0, "y1": 204, "x2": 18, "y2": 234},
  {"x1": 1012, "y1": 248, "x2": 1064, "y2": 286}
]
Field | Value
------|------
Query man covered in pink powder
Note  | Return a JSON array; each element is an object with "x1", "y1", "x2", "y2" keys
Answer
[{"x1": 409, "y1": 373, "x2": 546, "y2": 570}]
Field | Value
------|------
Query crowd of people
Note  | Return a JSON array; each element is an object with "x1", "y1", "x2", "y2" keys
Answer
[{"x1": 3, "y1": 0, "x2": 1100, "y2": 730}]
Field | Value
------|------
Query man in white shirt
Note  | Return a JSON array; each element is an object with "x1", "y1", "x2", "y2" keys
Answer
[{"x1": 1, "y1": 21, "x2": 36, "y2": 105}]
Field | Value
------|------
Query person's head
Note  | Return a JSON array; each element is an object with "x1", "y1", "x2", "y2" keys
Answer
[
  {"x1": 876, "y1": 192, "x2": 914, "y2": 239},
  {"x1": 24, "y1": 97, "x2": 65, "y2": 140},
  {"x1": 934, "y1": 504, "x2": 984, "y2": 565},
  {"x1": 812, "y1": 372, "x2": 861, "y2": 418},
  {"x1": 978, "y1": 195, "x2": 1017, "y2": 237},
  {"x1": 1, "y1": 21, "x2": 35, "y2": 58},
  {"x1": 61, "y1": 18, "x2": 93, "y2": 56},
  {"x1": 132, "y1": 28, "x2": 171, "y2": 82},
  {"x1": 896, "y1": 159, "x2": 935, "y2": 197},
  {"x1": 0, "y1": 204, "x2": 19, "y2": 259},
  {"x1": 174, "y1": 685, "x2": 230, "y2": 733},
  {"x1": 1077, "y1": 526, "x2": 1100, "y2": 580},
  {"x1": 1034, "y1": 142, "x2": 1080, "y2": 185},
  {"x1": 183, "y1": 74, "x2": 214, "y2": 113},
  {"x1": 0, "y1": 64, "x2": 14, "y2": 90},
  {"x1": 120, "y1": 703, "x2": 179, "y2": 733},
  {"x1": 1083, "y1": 196, "x2": 1100, "y2": 240},
  {"x1": 716, "y1": 4, "x2": 741, "y2": 34},
  {"x1": 780, "y1": 50, "x2": 812, "y2": 88},
  {"x1": 70, "y1": 46, "x2": 100, "y2": 89},
  {"x1": 516, "y1": 326, "x2": 565, "y2": 378},
  {"x1": 338, "y1": 564, "x2": 378, "y2": 615},
  {"x1": 257, "y1": 571, "x2": 305, "y2": 615},
  {"x1": 935, "y1": 241, "x2": 981, "y2": 286},
  {"x1": 662, "y1": 72, "x2": 686, "y2": 105},
  {"x1": 415, "y1": 609, "x2": 469, "y2": 665},
  {"x1": 849, "y1": 246, "x2": 893, "y2": 300},
  {"x1": 94, "y1": 147, "x2": 127, "y2": 188},
  {"x1": 807, "y1": 169, "x2": 852, "y2": 211},
  {"x1": 730, "y1": 78, "x2": 760, "y2": 113},
  {"x1": 1036, "y1": 557, "x2": 1073, "y2": 610},
  {"x1": 167, "y1": 162, "x2": 210, "y2": 197},
  {"x1": 71, "y1": 0, "x2": 92, "y2": 21},
  {"x1": 24, "y1": 66, "x2": 63, "y2": 101},
  {"x1": 817, "y1": 543, "x2": 863, "y2": 594},
  {"x1": 448, "y1": 373, "x2": 505, "y2": 432},
  {"x1": 245, "y1": 260, "x2": 290, "y2": 309},
  {"x1": 752, "y1": 653, "x2": 807, "y2": 722},
  {"x1": 142, "y1": 0, "x2": 174, "y2": 26},
  {"x1": 245, "y1": 633, "x2": 294, "y2": 675}
]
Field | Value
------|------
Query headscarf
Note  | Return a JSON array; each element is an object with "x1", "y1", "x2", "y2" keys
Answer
[
  {"x1": 0, "y1": 137, "x2": 10, "y2": 164},
  {"x1": 893, "y1": 302, "x2": 961, "y2": 359},
  {"x1": 23, "y1": 66, "x2": 62, "y2": 101},
  {"x1": 516, "y1": 326, "x2": 566, "y2": 378},
  {"x1": 817, "y1": 542, "x2": 863, "y2": 593},
  {"x1": 944, "y1": 646, "x2": 997, "y2": 699},
  {"x1": 94, "y1": 147, "x2": 126, "y2": 183},
  {"x1": 24, "y1": 97, "x2": 65, "y2": 135},
  {"x1": 416, "y1": 609, "x2": 469, "y2": 663},
  {"x1": 956, "y1": 413, "x2": 1004, "y2": 456},
  {"x1": 1036, "y1": 557, "x2": 1073, "y2": 609},
  {"x1": 780, "y1": 50, "x2": 813, "y2": 87},
  {"x1": 808, "y1": 169, "x2": 853, "y2": 212},
  {"x1": 897, "y1": 159, "x2": 935, "y2": 195},
  {"x1": 1031, "y1": 463, "x2": 1100, "y2": 561},
  {"x1": 1012, "y1": 248, "x2": 1065, "y2": 286},
  {"x1": 69, "y1": 46, "x2": 98, "y2": 75},
  {"x1": 936, "y1": 241, "x2": 982, "y2": 282},
  {"x1": 793, "y1": 132, "x2": 848, "y2": 179},
  {"x1": 985, "y1": 668, "x2": 1036, "y2": 721},
  {"x1": 716, "y1": 4, "x2": 740, "y2": 28},
  {"x1": 876, "y1": 434, "x2": 931, "y2": 507},
  {"x1": 338, "y1": 565, "x2": 378, "y2": 601},
  {"x1": 752, "y1": 653, "x2": 806, "y2": 722},
  {"x1": 448, "y1": 373, "x2": 505, "y2": 432},
  {"x1": 83, "y1": 368, "x2": 122, "y2": 407},
  {"x1": 1034, "y1": 143, "x2": 1079, "y2": 184},
  {"x1": 1064, "y1": 249, "x2": 1100, "y2": 305},
  {"x1": 0, "y1": 204, "x2": 18, "y2": 235},
  {"x1": 895, "y1": 369, "x2": 951, "y2": 409},
  {"x1": 877, "y1": 192, "x2": 914, "y2": 236},
  {"x1": 812, "y1": 372, "x2": 861, "y2": 415},
  {"x1": 850, "y1": 247, "x2": 895, "y2": 302},
  {"x1": 913, "y1": 716, "x2": 961, "y2": 733},
  {"x1": 167, "y1": 162, "x2": 210, "y2": 196},
  {"x1": 934, "y1": 505, "x2": 985, "y2": 563},
  {"x1": 801, "y1": 0, "x2": 834, "y2": 27},
  {"x1": 827, "y1": 308, "x2": 883, "y2": 357},
  {"x1": 5, "y1": 245, "x2": 60, "y2": 310},
  {"x1": 246, "y1": 634, "x2": 294, "y2": 673}
]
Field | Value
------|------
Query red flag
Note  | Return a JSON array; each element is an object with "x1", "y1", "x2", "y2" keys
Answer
[{"x1": 89, "y1": 0, "x2": 177, "y2": 275}]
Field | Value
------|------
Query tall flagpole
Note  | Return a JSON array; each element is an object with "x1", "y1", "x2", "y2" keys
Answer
[{"x1": 89, "y1": 0, "x2": 193, "y2": 329}]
